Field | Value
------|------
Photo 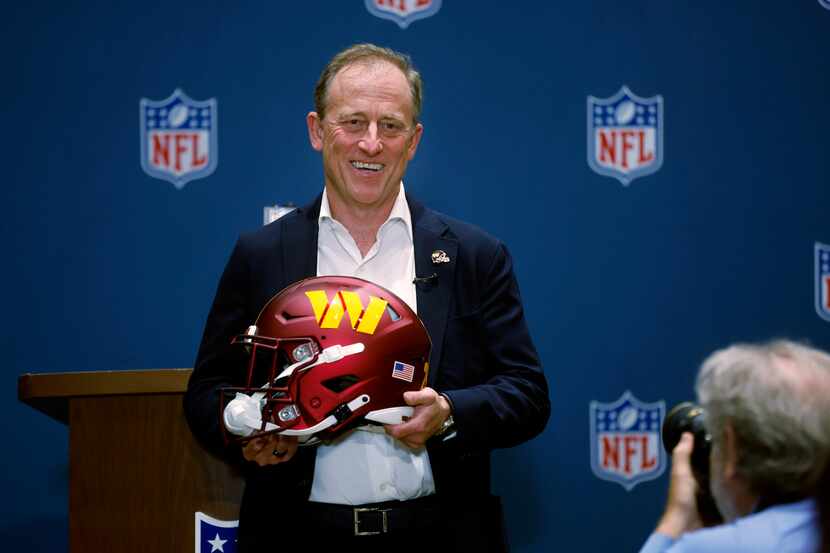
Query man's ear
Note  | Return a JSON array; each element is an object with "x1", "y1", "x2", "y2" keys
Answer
[
  {"x1": 406, "y1": 122, "x2": 423, "y2": 160},
  {"x1": 307, "y1": 112, "x2": 324, "y2": 151}
]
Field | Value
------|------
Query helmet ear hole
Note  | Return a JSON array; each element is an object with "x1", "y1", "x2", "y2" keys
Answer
[
  {"x1": 322, "y1": 375, "x2": 361, "y2": 393},
  {"x1": 386, "y1": 305, "x2": 400, "y2": 321}
]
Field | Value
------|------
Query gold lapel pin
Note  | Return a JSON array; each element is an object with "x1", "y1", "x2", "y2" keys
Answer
[{"x1": 431, "y1": 250, "x2": 450, "y2": 264}]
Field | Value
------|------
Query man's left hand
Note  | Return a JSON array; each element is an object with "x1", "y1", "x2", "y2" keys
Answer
[{"x1": 384, "y1": 387, "x2": 451, "y2": 449}]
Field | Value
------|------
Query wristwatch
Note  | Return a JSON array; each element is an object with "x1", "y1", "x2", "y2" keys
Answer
[
  {"x1": 437, "y1": 413, "x2": 455, "y2": 436},
  {"x1": 436, "y1": 393, "x2": 457, "y2": 439}
]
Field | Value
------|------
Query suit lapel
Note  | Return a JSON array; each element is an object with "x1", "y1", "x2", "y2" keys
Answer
[
  {"x1": 409, "y1": 196, "x2": 457, "y2": 388},
  {"x1": 281, "y1": 195, "x2": 321, "y2": 285}
]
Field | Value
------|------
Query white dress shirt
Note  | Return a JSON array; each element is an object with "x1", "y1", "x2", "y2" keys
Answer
[{"x1": 308, "y1": 184, "x2": 436, "y2": 505}]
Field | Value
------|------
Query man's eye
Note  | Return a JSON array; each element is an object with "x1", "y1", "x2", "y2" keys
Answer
[
  {"x1": 344, "y1": 119, "x2": 364, "y2": 129},
  {"x1": 381, "y1": 122, "x2": 407, "y2": 136}
]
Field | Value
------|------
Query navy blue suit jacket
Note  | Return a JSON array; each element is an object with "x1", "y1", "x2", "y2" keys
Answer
[{"x1": 184, "y1": 193, "x2": 550, "y2": 537}]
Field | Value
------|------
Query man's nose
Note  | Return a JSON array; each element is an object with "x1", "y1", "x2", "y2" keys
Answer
[{"x1": 358, "y1": 121, "x2": 383, "y2": 155}]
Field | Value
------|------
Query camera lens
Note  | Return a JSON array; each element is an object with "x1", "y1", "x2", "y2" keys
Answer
[{"x1": 662, "y1": 402, "x2": 712, "y2": 483}]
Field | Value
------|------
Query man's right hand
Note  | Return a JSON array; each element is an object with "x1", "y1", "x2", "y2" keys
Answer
[
  {"x1": 242, "y1": 433, "x2": 298, "y2": 466},
  {"x1": 655, "y1": 432, "x2": 703, "y2": 538}
]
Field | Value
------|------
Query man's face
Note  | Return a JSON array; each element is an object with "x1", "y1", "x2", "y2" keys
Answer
[{"x1": 307, "y1": 60, "x2": 423, "y2": 213}]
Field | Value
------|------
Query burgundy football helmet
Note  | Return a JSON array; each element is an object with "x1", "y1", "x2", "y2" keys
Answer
[{"x1": 221, "y1": 276, "x2": 431, "y2": 445}]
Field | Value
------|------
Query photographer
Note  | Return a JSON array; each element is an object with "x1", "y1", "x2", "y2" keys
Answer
[{"x1": 640, "y1": 340, "x2": 830, "y2": 553}]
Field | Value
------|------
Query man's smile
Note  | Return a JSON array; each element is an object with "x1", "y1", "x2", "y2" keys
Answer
[{"x1": 351, "y1": 160, "x2": 385, "y2": 172}]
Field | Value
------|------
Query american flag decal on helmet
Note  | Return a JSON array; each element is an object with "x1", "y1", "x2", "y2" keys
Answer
[{"x1": 392, "y1": 361, "x2": 415, "y2": 383}]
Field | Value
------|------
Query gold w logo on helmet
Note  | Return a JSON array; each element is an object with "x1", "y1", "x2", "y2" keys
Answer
[{"x1": 304, "y1": 290, "x2": 389, "y2": 335}]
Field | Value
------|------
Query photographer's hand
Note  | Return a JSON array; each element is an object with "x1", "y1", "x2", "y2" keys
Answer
[{"x1": 655, "y1": 432, "x2": 703, "y2": 538}]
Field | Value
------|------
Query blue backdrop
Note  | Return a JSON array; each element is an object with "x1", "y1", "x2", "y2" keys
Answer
[{"x1": 4, "y1": 1, "x2": 829, "y2": 550}]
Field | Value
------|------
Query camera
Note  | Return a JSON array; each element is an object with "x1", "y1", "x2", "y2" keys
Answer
[
  {"x1": 662, "y1": 402, "x2": 722, "y2": 525},
  {"x1": 662, "y1": 402, "x2": 712, "y2": 481}
]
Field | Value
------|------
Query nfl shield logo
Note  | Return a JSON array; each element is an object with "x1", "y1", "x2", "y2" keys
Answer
[
  {"x1": 587, "y1": 86, "x2": 663, "y2": 186},
  {"x1": 816, "y1": 242, "x2": 830, "y2": 322},
  {"x1": 590, "y1": 391, "x2": 666, "y2": 491},
  {"x1": 365, "y1": 0, "x2": 442, "y2": 29},
  {"x1": 263, "y1": 203, "x2": 297, "y2": 225},
  {"x1": 140, "y1": 89, "x2": 217, "y2": 189},
  {"x1": 195, "y1": 512, "x2": 237, "y2": 553}
]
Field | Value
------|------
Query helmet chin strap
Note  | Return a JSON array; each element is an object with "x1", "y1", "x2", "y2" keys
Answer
[
  {"x1": 364, "y1": 406, "x2": 414, "y2": 425},
  {"x1": 281, "y1": 394, "x2": 369, "y2": 437},
  {"x1": 224, "y1": 393, "x2": 370, "y2": 442},
  {"x1": 223, "y1": 342, "x2": 366, "y2": 440}
]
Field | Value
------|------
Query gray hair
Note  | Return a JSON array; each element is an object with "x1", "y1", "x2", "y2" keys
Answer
[
  {"x1": 696, "y1": 340, "x2": 830, "y2": 499},
  {"x1": 313, "y1": 43, "x2": 423, "y2": 123}
]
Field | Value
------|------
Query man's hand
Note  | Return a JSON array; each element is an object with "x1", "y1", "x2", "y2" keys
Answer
[
  {"x1": 384, "y1": 387, "x2": 451, "y2": 449},
  {"x1": 655, "y1": 432, "x2": 703, "y2": 538},
  {"x1": 242, "y1": 433, "x2": 299, "y2": 466}
]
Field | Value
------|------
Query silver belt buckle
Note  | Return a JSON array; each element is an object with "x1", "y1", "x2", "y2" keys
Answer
[{"x1": 353, "y1": 507, "x2": 389, "y2": 536}]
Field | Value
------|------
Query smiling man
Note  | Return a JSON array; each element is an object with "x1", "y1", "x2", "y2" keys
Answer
[{"x1": 185, "y1": 44, "x2": 550, "y2": 553}]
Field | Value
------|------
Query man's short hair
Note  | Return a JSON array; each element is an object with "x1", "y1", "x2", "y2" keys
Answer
[
  {"x1": 696, "y1": 340, "x2": 830, "y2": 500},
  {"x1": 313, "y1": 43, "x2": 423, "y2": 124}
]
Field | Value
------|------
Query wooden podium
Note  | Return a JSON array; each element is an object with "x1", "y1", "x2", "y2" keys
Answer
[{"x1": 18, "y1": 369, "x2": 244, "y2": 552}]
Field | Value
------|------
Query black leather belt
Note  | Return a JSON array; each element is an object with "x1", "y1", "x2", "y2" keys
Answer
[{"x1": 305, "y1": 495, "x2": 443, "y2": 536}]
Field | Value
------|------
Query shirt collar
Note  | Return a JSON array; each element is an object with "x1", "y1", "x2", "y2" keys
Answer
[{"x1": 319, "y1": 183, "x2": 413, "y2": 243}]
